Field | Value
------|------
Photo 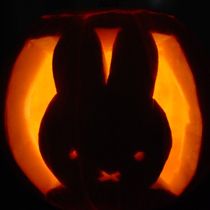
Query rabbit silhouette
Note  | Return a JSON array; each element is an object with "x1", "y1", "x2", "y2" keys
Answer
[{"x1": 39, "y1": 14, "x2": 172, "y2": 210}]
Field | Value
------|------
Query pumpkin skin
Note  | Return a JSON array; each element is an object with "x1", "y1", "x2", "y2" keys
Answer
[
  {"x1": 39, "y1": 12, "x2": 172, "y2": 210},
  {"x1": 4, "y1": 9, "x2": 205, "y2": 210}
]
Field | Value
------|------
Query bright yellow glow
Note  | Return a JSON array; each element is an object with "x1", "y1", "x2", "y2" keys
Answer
[
  {"x1": 5, "y1": 37, "x2": 60, "y2": 194},
  {"x1": 95, "y1": 28, "x2": 120, "y2": 83},
  {"x1": 5, "y1": 33, "x2": 202, "y2": 196},
  {"x1": 152, "y1": 33, "x2": 202, "y2": 195}
]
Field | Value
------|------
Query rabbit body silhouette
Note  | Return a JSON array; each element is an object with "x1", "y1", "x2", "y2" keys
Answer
[{"x1": 39, "y1": 13, "x2": 172, "y2": 210}]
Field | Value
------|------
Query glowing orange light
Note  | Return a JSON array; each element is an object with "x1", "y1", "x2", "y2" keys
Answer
[
  {"x1": 69, "y1": 149, "x2": 78, "y2": 160},
  {"x1": 5, "y1": 37, "x2": 60, "y2": 194},
  {"x1": 5, "y1": 32, "x2": 202, "y2": 196},
  {"x1": 98, "y1": 170, "x2": 121, "y2": 182},
  {"x1": 152, "y1": 33, "x2": 202, "y2": 195},
  {"x1": 95, "y1": 28, "x2": 120, "y2": 83},
  {"x1": 134, "y1": 151, "x2": 145, "y2": 161}
]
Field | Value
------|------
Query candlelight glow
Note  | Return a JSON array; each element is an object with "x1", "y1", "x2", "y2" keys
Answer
[
  {"x1": 98, "y1": 170, "x2": 121, "y2": 182},
  {"x1": 152, "y1": 33, "x2": 202, "y2": 195},
  {"x1": 5, "y1": 37, "x2": 60, "y2": 194},
  {"x1": 95, "y1": 28, "x2": 120, "y2": 83},
  {"x1": 5, "y1": 32, "x2": 202, "y2": 196},
  {"x1": 134, "y1": 151, "x2": 145, "y2": 161},
  {"x1": 69, "y1": 149, "x2": 79, "y2": 160}
]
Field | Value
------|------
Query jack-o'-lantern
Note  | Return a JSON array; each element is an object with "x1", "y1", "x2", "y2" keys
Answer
[{"x1": 4, "y1": 10, "x2": 203, "y2": 210}]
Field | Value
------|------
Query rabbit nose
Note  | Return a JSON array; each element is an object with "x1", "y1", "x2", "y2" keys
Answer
[{"x1": 98, "y1": 170, "x2": 121, "y2": 182}]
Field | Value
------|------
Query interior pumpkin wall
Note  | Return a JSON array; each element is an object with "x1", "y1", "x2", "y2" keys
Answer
[{"x1": 5, "y1": 32, "x2": 202, "y2": 195}]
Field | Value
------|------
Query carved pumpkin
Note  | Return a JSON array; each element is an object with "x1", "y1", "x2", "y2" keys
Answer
[{"x1": 5, "y1": 10, "x2": 203, "y2": 210}]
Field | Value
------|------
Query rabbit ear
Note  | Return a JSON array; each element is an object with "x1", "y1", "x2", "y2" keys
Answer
[
  {"x1": 52, "y1": 18, "x2": 104, "y2": 101},
  {"x1": 78, "y1": 24, "x2": 105, "y2": 100},
  {"x1": 107, "y1": 21, "x2": 158, "y2": 105},
  {"x1": 52, "y1": 17, "x2": 83, "y2": 96}
]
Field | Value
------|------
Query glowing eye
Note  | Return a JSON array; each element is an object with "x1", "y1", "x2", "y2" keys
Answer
[
  {"x1": 69, "y1": 149, "x2": 78, "y2": 160},
  {"x1": 134, "y1": 151, "x2": 145, "y2": 161}
]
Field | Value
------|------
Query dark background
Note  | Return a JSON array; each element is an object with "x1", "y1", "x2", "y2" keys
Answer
[{"x1": 1, "y1": 1, "x2": 210, "y2": 209}]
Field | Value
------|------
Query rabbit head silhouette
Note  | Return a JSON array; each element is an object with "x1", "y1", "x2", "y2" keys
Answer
[{"x1": 39, "y1": 13, "x2": 172, "y2": 210}]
